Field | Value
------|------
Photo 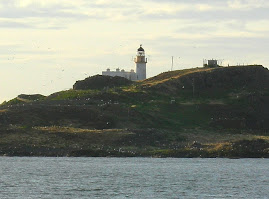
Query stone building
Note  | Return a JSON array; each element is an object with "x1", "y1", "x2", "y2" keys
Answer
[
  {"x1": 203, "y1": 59, "x2": 219, "y2": 68},
  {"x1": 102, "y1": 45, "x2": 147, "y2": 81},
  {"x1": 207, "y1": 59, "x2": 218, "y2": 67}
]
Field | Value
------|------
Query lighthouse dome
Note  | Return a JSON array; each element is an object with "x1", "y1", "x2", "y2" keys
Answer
[{"x1": 137, "y1": 45, "x2": 144, "y2": 51}]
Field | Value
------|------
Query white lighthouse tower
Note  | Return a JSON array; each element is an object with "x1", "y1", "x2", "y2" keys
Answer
[{"x1": 135, "y1": 45, "x2": 147, "y2": 80}]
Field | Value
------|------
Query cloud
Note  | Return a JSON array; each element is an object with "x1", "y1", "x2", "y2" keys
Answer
[
  {"x1": 246, "y1": 20, "x2": 269, "y2": 32},
  {"x1": 0, "y1": 20, "x2": 33, "y2": 28},
  {"x1": 0, "y1": 5, "x2": 87, "y2": 19},
  {"x1": 0, "y1": 0, "x2": 268, "y2": 29},
  {"x1": 227, "y1": 0, "x2": 269, "y2": 10},
  {"x1": 0, "y1": 0, "x2": 88, "y2": 29}
]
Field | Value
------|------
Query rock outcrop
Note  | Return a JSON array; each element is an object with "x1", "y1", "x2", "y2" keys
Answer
[{"x1": 73, "y1": 75, "x2": 133, "y2": 90}]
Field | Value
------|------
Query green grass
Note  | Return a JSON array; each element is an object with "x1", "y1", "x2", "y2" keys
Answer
[
  {"x1": 133, "y1": 100, "x2": 211, "y2": 130},
  {"x1": 18, "y1": 94, "x2": 46, "y2": 101},
  {"x1": 1, "y1": 98, "x2": 25, "y2": 106},
  {"x1": 141, "y1": 67, "x2": 215, "y2": 87},
  {"x1": 47, "y1": 89, "x2": 101, "y2": 100}
]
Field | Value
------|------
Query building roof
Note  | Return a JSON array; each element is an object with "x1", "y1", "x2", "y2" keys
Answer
[{"x1": 137, "y1": 44, "x2": 144, "y2": 51}]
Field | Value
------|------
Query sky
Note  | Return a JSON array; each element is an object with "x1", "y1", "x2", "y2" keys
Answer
[{"x1": 0, "y1": 0, "x2": 269, "y2": 103}]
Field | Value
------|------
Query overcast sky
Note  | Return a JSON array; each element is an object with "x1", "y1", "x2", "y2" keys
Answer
[{"x1": 1, "y1": 0, "x2": 269, "y2": 102}]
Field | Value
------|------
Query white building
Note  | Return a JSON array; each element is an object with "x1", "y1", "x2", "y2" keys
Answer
[{"x1": 102, "y1": 45, "x2": 147, "y2": 81}]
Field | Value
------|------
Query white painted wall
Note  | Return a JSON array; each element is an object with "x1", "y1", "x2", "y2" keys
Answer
[
  {"x1": 102, "y1": 69, "x2": 137, "y2": 80},
  {"x1": 136, "y1": 62, "x2": 146, "y2": 80}
]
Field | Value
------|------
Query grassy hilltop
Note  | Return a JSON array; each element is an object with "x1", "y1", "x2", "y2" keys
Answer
[{"x1": 0, "y1": 65, "x2": 269, "y2": 157}]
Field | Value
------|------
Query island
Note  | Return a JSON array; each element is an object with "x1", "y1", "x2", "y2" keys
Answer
[{"x1": 0, "y1": 65, "x2": 268, "y2": 158}]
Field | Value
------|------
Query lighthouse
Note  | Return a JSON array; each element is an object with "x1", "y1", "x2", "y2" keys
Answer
[
  {"x1": 135, "y1": 45, "x2": 147, "y2": 80},
  {"x1": 102, "y1": 45, "x2": 147, "y2": 81}
]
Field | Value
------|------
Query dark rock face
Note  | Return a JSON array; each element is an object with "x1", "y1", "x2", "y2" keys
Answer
[
  {"x1": 144, "y1": 65, "x2": 269, "y2": 131},
  {"x1": 150, "y1": 65, "x2": 269, "y2": 93},
  {"x1": 230, "y1": 139, "x2": 269, "y2": 158},
  {"x1": 193, "y1": 65, "x2": 269, "y2": 90},
  {"x1": 73, "y1": 75, "x2": 133, "y2": 90}
]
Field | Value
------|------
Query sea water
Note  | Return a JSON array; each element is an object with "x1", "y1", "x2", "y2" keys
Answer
[{"x1": 0, "y1": 157, "x2": 268, "y2": 199}]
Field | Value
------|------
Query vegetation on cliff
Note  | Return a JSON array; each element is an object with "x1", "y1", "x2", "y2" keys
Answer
[
  {"x1": 73, "y1": 75, "x2": 132, "y2": 90},
  {"x1": 0, "y1": 65, "x2": 269, "y2": 157}
]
